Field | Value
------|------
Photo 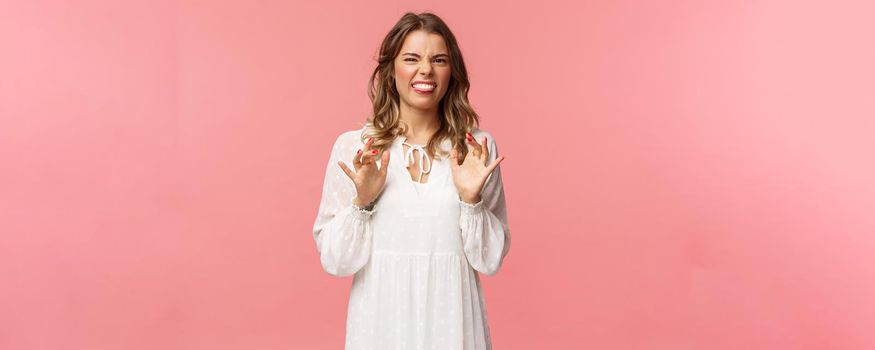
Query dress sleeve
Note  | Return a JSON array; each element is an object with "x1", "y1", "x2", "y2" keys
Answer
[
  {"x1": 312, "y1": 132, "x2": 375, "y2": 277},
  {"x1": 458, "y1": 133, "x2": 510, "y2": 276}
]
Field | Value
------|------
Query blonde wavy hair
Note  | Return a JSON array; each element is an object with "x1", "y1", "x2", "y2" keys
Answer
[{"x1": 361, "y1": 12, "x2": 480, "y2": 163}]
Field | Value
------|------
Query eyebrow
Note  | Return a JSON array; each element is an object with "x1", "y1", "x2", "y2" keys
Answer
[{"x1": 402, "y1": 52, "x2": 449, "y2": 59}]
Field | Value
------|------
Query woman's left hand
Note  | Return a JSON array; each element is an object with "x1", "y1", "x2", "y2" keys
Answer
[{"x1": 450, "y1": 132, "x2": 505, "y2": 204}]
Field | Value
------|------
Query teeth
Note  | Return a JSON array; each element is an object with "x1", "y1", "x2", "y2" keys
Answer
[{"x1": 413, "y1": 83, "x2": 435, "y2": 90}]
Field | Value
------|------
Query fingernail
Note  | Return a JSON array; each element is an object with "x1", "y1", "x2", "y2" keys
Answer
[{"x1": 372, "y1": 150, "x2": 378, "y2": 154}]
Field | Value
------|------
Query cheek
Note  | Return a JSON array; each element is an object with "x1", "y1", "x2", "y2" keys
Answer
[
  {"x1": 394, "y1": 69, "x2": 412, "y2": 90},
  {"x1": 394, "y1": 78, "x2": 405, "y2": 92},
  {"x1": 395, "y1": 66, "x2": 415, "y2": 80},
  {"x1": 439, "y1": 67, "x2": 451, "y2": 79},
  {"x1": 439, "y1": 70, "x2": 452, "y2": 90}
]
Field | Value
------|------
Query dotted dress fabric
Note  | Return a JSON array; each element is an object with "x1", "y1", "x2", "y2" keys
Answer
[{"x1": 312, "y1": 127, "x2": 511, "y2": 350}]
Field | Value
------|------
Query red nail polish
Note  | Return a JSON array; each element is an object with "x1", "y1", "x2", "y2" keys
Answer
[{"x1": 372, "y1": 150, "x2": 378, "y2": 154}]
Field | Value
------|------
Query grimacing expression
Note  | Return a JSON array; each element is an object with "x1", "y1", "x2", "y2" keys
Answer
[{"x1": 393, "y1": 30, "x2": 451, "y2": 111}]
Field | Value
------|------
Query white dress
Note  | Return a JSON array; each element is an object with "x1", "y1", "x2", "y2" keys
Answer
[{"x1": 312, "y1": 126, "x2": 511, "y2": 350}]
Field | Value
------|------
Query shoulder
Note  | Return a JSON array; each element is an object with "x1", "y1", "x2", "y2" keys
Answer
[
  {"x1": 468, "y1": 127, "x2": 500, "y2": 150},
  {"x1": 331, "y1": 126, "x2": 368, "y2": 152}
]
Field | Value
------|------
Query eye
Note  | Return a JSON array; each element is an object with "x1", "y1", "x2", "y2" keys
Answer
[
  {"x1": 434, "y1": 58, "x2": 447, "y2": 63},
  {"x1": 404, "y1": 58, "x2": 417, "y2": 62}
]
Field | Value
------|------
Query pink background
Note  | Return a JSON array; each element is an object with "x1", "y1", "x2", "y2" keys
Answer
[{"x1": 2, "y1": 0, "x2": 874, "y2": 349}]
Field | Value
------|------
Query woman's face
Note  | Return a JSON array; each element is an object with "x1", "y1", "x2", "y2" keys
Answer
[{"x1": 393, "y1": 30, "x2": 451, "y2": 112}]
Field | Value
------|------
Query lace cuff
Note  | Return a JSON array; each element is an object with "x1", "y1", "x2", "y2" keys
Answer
[
  {"x1": 351, "y1": 197, "x2": 376, "y2": 219},
  {"x1": 457, "y1": 196, "x2": 485, "y2": 215}
]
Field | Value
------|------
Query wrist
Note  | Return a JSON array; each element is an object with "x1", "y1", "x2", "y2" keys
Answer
[
  {"x1": 353, "y1": 196, "x2": 375, "y2": 210},
  {"x1": 459, "y1": 194, "x2": 481, "y2": 205}
]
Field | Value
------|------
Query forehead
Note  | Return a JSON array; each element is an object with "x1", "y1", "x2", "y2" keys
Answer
[{"x1": 398, "y1": 30, "x2": 448, "y2": 54}]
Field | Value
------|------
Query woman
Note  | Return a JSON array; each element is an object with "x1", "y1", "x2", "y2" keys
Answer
[{"x1": 312, "y1": 12, "x2": 510, "y2": 350}]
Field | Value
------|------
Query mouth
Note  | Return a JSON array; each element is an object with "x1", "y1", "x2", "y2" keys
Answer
[{"x1": 411, "y1": 81, "x2": 437, "y2": 95}]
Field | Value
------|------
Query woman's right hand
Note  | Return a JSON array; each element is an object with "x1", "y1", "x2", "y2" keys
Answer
[{"x1": 338, "y1": 137, "x2": 390, "y2": 208}]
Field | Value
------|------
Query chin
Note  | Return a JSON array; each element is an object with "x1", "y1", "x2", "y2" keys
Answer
[
  {"x1": 413, "y1": 102, "x2": 441, "y2": 110},
  {"x1": 401, "y1": 98, "x2": 436, "y2": 110}
]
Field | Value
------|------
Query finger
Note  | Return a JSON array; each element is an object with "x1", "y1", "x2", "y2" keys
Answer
[
  {"x1": 465, "y1": 132, "x2": 481, "y2": 158},
  {"x1": 355, "y1": 137, "x2": 374, "y2": 168},
  {"x1": 485, "y1": 156, "x2": 505, "y2": 175},
  {"x1": 352, "y1": 149, "x2": 363, "y2": 169},
  {"x1": 450, "y1": 148, "x2": 461, "y2": 170},
  {"x1": 363, "y1": 137, "x2": 374, "y2": 154},
  {"x1": 480, "y1": 136, "x2": 490, "y2": 162},
  {"x1": 338, "y1": 161, "x2": 355, "y2": 180},
  {"x1": 361, "y1": 148, "x2": 379, "y2": 166},
  {"x1": 379, "y1": 149, "x2": 390, "y2": 176}
]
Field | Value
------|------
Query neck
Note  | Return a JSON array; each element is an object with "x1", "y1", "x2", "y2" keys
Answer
[{"x1": 399, "y1": 104, "x2": 440, "y2": 144}]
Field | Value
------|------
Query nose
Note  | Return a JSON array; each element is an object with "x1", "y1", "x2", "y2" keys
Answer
[{"x1": 418, "y1": 60, "x2": 432, "y2": 75}]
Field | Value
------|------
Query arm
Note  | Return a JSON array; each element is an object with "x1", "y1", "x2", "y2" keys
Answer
[
  {"x1": 312, "y1": 133, "x2": 375, "y2": 277},
  {"x1": 458, "y1": 134, "x2": 511, "y2": 276}
]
